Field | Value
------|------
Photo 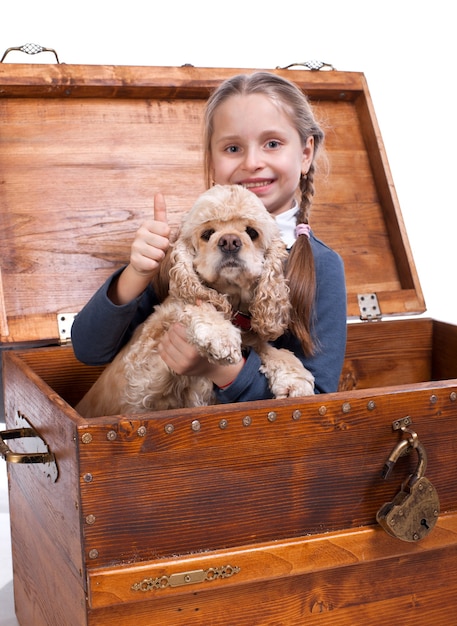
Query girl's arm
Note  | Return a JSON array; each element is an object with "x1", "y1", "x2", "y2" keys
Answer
[{"x1": 72, "y1": 193, "x2": 170, "y2": 365}]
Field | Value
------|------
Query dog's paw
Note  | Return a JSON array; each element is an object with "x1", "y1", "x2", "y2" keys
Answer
[
  {"x1": 259, "y1": 347, "x2": 315, "y2": 398},
  {"x1": 270, "y1": 371, "x2": 315, "y2": 398},
  {"x1": 189, "y1": 318, "x2": 243, "y2": 365}
]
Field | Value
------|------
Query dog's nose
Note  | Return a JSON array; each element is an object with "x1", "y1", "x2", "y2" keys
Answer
[{"x1": 218, "y1": 234, "x2": 242, "y2": 253}]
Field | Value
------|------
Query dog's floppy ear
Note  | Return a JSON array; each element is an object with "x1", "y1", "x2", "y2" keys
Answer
[
  {"x1": 169, "y1": 237, "x2": 232, "y2": 315},
  {"x1": 249, "y1": 235, "x2": 291, "y2": 341}
]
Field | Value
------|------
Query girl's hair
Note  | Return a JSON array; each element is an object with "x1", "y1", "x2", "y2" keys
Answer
[{"x1": 203, "y1": 72, "x2": 325, "y2": 355}]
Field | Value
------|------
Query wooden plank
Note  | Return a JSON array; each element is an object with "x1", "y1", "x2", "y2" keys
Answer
[
  {"x1": 85, "y1": 516, "x2": 457, "y2": 625},
  {"x1": 87, "y1": 512, "x2": 457, "y2": 608},
  {"x1": 3, "y1": 351, "x2": 87, "y2": 626},
  {"x1": 341, "y1": 318, "x2": 433, "y2": 390},
  {"x1": 71, "y1": 378, "x2": 457, "y2": 566}
]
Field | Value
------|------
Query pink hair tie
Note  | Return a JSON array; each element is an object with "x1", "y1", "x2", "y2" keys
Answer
[{"x1": 295, "y1": 223, "x2": 311, "y2": 239}]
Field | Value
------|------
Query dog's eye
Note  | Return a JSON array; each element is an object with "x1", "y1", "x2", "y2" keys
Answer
[
  {"x1": 201, "y1": 229, "x2": 215, "y2": 241},
  {"x1": 246, "y1": 227, "x2": 259, "y2": 241}
]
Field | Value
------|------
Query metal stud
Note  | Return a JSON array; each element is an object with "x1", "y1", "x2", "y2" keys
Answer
[{"x1": 191, "y1": 420, "x2": 201, "y2": 432}]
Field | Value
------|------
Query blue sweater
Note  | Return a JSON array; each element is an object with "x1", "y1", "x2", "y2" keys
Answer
[{"x1": 71, "y1": 233, "x2": 347, "y2": 399}]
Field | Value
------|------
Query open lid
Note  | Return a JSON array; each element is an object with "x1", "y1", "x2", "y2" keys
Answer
[{"x1": 0, "y1": 63, "x2": 425, "y2": 345}]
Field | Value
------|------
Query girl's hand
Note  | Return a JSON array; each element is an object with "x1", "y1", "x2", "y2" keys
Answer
[
  {"x1": 158, "y1": 323, "x2": 245, "y2": 388},
  {"x1": 129, "y1": 192, "x2": 171, "y2": 276},
  {"x1": 108, "y1": 193, "x2": 171, "y2": 305}
]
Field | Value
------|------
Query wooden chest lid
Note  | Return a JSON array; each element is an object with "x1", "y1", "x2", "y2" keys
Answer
[{"x1": 0, "y1": 63, "x2": 424, "y2": 345}]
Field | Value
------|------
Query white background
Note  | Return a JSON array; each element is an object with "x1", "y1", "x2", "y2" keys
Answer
[{"x1": 0, "y1": 2, "x2": 456, "y2": 623}]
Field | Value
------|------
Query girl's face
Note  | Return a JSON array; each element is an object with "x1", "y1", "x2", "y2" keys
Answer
[{"x1": 209, "y1": 93, "x2": 314, "y2": 216}]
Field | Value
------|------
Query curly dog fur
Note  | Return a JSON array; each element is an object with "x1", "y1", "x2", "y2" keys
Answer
[{"x1": 76, "y1": 184, "x2": 314, "y2": 417}]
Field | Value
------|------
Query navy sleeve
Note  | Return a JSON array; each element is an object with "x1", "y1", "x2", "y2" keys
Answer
[{"x1": 71, "y1": 267, "x2": 160, "y2": 366}]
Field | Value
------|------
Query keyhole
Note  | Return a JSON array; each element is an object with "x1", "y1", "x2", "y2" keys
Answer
[{"x1": 421, "y1": 518, "x2": 430, "y2": 530}]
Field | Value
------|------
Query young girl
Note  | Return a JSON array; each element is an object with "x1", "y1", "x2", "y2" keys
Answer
[{"x1": 71, "y1": 72, "x2": 347, "y2": 398}]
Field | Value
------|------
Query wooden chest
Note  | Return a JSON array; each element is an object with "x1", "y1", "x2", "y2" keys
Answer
[{"x1": 2, "y1": 63, "x2": 457, "y2": 626}]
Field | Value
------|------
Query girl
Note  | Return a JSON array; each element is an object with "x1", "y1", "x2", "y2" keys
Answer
[{"x1": 71, "y1": 72, "x2": 347, "y2": 397}]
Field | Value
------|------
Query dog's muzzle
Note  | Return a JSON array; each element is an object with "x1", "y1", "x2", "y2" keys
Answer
[{"x1": 218, "y1": 234, "x2": 242, "y2": 254}]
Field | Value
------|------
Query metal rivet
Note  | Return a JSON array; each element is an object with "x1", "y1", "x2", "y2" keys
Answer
[
  {"x1": 318, "y1": 406, "x2": 327, "y2": 416},
  {"x1": 83, "y1": 473, "x2": 93, "y2": 483},
  {"x1": 165, "y1": 423, "x2": 174, "y2": 434},
  {"x1": 137, "y1": 426, "x2": 147, "y2": 437},
  {"x1": 430, "y1": 395, "x2": 438, "y2": 404},
  {"x1": 267, "y1": 411, "x2": 277, "y2": 422},
  {"x1": 292, "y1": 409, "x2": 301, "y2": 421},
  {"x1": 81, "y1": 432, "x2": 92, "y2": 444},
  {"x1": 219, "y1": 419, "x2": 228, "y2": 429},
  {"x1": 367, "y1": 400, "x2": 376, "y2": 411},
  {"x1": 450, "y1": 392, "x2": 457, "y2": 402},
  {"x1": 106, "y1": 430, "x2": 117, "y2": 441},
  {"x1": 88, "y1": 549, "x2": 99, "y2": 559},
  {"x1": 191, "y1": 420, "x2": 201, "y2": 432},
  {"x1": 242, "y1": 416, "x2": 252, "y2": 427},
  {"x1": 86, "y1": 514, "x2": 96, "y2": 525},
  {"x1": 342, "y1": 402, "x2": 351, "y2": 413}
]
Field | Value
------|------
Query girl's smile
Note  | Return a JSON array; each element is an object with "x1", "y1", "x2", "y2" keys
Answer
[{"x1": 210, "y1": 93, "x2": 314, "y2": 216}]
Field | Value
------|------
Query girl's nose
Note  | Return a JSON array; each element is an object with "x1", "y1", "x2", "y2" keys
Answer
[{"x1": 243, "y1": 147, "x2": 263, "y2": 171}]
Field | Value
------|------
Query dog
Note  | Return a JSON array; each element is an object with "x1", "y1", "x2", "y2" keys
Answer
[{"x1": 76, "y1": 184, "x2": 314, "y2": 417}]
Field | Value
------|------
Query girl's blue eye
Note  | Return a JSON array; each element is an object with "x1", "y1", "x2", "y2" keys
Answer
[
  {"x1": 226, "y1": 145, "x2": 239, "y2": 153},
  {"x1": 266, "y1": 140, "x2": 280, "y2": 149}
]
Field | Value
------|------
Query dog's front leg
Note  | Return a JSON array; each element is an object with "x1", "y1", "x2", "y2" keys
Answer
[
  {"x1": 257, "y1": 343, "x2": 315, "y2": 398},
  {"x1": 182, "y1": 303, "x2": 243, "y2": 365}
]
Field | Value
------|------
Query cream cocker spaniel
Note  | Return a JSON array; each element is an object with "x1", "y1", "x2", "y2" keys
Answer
[{"x1": 76, "y1": 184, "x2": 314, "y2": 417}]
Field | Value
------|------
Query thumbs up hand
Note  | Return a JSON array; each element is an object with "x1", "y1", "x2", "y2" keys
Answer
[{"x1": 130, "y1": 193, "x2": 171, "y2": 276}]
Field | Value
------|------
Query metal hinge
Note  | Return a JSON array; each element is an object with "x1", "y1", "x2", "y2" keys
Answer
[
  {"x1": 358, "y1": 293, "x2": 382, "y2": 321},
  {"x1": 57, "y1": 312, "x2": 77, "y2": 344}
]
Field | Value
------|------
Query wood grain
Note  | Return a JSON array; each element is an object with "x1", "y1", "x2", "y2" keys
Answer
[{"x1": 0, "y1": 64, "x2": 424, "y2": 345}]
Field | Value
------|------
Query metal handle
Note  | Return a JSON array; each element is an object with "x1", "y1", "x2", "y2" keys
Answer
[
  {"x1": 1, "y1": 43, "x2": 60, "y2": 63},
  {"x1": 0, "y1": 421, "x2": 58, "y2": 481},
  {"x1": 276, "y1": 60, "x2": 335, "y2": 71}
]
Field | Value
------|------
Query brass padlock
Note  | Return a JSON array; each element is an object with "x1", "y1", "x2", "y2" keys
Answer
[{"x1": 376, "y1": 439, "x2": 440, "y2": 542}]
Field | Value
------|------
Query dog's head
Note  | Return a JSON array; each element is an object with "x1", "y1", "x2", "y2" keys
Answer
[{"x1": 169, "y1": 184, "x2": 291, "y2": 341}]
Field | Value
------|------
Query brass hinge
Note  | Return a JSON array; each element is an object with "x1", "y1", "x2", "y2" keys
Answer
[
  {"x1": 358, "y1": 293, "x2": 382, "y2": 321},
  {"x1": 57, "y1": 312, "x2": 77, "y2": 344}
]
